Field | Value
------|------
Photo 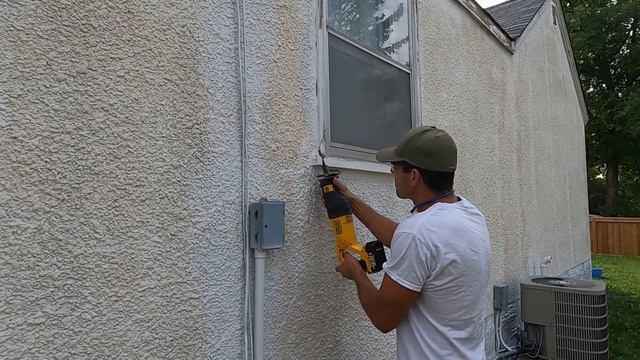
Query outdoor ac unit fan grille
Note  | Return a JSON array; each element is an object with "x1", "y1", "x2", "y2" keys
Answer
[
  {"x1": 557, "y1": 337, "x2": 609, "y2": 352},
  {"x1": 555, "y1": 302, "x2": 607, "y2": 317},
  {"x1": 557, "y1": 348, "x2": 608, "y2": 360},
  {"x1": 555, "y1": 314, "x2": 608, "y2": 328},
  {"x1": 553, "y1": 291, "x2": 608, "y2": 360},
  {"x1": 556, "y1": 325, "x2": 608, "y2": 339},
  {"x1": 556, "y1": 292, "x2": 606, "y2": 306}
]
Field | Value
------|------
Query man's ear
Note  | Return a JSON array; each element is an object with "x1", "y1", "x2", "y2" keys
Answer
[{"x1": 411, "y1": 168, "x2": 421, "y2": 186}]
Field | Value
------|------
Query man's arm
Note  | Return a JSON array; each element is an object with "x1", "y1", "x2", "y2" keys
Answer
[
  {"x1": 336, "y1": 254, "x2": 420, "y2": 333},
  {"x1": 333, "y1": 178, "x2": 398, "y2": 248}
]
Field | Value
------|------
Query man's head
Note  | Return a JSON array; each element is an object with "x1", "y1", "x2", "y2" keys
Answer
[
  {"x1": 390, "y1": 161, "x2": 455, "y2": 198},
  {"x1": 376, "y1": 126, "x2": 457, "y2": 198}
]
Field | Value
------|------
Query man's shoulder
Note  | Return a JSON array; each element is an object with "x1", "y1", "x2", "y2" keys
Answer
[
  {"x1": 429, "y1": 196, "x2": 487, "y2": 223},
  {"x1": 397, "y1": 199, "x2": 488, "y2": 240},
  {"x1": 396, "y1": 212, "x2": 435, "y2": 234}
]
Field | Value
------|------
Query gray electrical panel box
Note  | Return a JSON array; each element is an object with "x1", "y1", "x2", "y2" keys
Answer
[
  {"x1": 249, "y1": 199, "x2": 285, "y2": 250},
  {"x1": 494, "y1": 284, "x2": 510, "y2": 310}
]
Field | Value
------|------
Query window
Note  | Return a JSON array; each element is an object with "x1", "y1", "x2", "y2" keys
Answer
[{"x1": 320, "y1": 0, "x2": 419, "y2": 161}]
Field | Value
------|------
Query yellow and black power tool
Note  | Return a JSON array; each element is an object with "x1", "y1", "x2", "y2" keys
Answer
[{"x1": 318, "y1": 155, "x2": 386, "y2": 273}]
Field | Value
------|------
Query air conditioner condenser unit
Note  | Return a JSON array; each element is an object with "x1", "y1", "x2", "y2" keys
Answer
[{"x1": 521, "y1": 277, "x2": 608, "y2": 360}]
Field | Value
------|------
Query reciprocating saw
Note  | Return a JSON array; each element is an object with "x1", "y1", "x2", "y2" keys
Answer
[{"x1": 318, "y1": 152, "x2": 386, "y2": 273}]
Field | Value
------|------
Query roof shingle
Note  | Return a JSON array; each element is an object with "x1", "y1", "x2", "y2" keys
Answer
[{"x1": 485, "y1": 0, "x2": 547, "y2": 39}]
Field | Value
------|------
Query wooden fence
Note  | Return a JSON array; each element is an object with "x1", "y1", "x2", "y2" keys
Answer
[{"x1": 590, "y1": 216, "x2": 640, "y2": 256}]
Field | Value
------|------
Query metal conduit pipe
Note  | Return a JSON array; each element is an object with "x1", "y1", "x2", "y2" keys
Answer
[{"x1": 253, "y1": 250, "x2": 266, "y2": 360}]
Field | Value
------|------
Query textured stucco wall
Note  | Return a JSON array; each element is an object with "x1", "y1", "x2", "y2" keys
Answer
[
  {"x1": 240, "y1": 1, "x2": 400, "y2": 358},
  {"x1": 1, "y1": 0, "x2": 590, "y2": 359},
  {"x1": 1, "y1": 1, "x2": 245, "y2": 358},
  {"x1": 511, "y1": 2, "x2": 591, "y2": 281}
]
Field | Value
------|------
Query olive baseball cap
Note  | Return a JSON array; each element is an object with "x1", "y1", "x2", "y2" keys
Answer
[{"x1": 376, "y1": 126, "x2": 457, "y2": 172}]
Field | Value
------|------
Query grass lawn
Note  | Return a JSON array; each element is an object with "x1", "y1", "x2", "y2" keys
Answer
[{"x1": 592, "y1": 255, "x2": 640, "y2": 360}]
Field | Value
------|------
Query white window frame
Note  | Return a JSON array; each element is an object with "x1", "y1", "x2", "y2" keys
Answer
[{"x1": 317, "y1": 0, "x2": 422, "y2": 165}]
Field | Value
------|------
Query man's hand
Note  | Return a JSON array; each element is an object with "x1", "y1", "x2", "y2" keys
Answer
[
  {"x1": 332, "y1": 177, "x2": 355, "y2": 202},
  {"x1": 335, "y1": 253, "x2": 366, "y2": 281},
  {"x1": 319, "y1": 176, "x2": 355, "y2": 207}
]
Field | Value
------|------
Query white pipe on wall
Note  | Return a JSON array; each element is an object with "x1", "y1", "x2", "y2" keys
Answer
[{"x1": 253, "y1": 249, "x2": 267, "y2": 360}]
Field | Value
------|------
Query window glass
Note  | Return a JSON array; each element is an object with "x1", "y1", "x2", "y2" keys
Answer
[
  {"x1": 328, "y1": 0, "x2": 410, "y2": 66},
  {"x1": 329, "y1": 33, "x2": 411, "y2": 151}
]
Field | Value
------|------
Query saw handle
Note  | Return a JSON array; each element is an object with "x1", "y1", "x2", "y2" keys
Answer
[{"x1": 337, "y1": 241, "x2": 385, "y2": 273}]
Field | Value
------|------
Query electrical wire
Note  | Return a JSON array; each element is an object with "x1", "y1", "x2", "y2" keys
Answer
[
  {"x1": 494, "y1": 311, "x2": 500, "y2": 353},
  {"x1": 498, "y1": 310, "x2": 515, "y2": 352},
  {"x1": 527, "y1": 325, "x2": 543, "y2": 358}
]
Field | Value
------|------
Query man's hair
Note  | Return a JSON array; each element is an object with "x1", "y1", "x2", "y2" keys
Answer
[{"x1": 392, "y1": 161, "x2": 455, "y2": 193}]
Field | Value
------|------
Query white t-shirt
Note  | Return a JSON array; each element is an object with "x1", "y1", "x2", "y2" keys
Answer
[{"x1": 383, "y1": 196, "x2": 491, "y2": 360}]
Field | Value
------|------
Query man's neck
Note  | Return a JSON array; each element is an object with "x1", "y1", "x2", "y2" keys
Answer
[{"x1": 411, "y1": 190, "x2": 458, "y2": 213}]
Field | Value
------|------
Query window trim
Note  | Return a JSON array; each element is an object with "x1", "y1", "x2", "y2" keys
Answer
[{"x1": 317, "y1": 0, "x2": 422, "y2": 163}]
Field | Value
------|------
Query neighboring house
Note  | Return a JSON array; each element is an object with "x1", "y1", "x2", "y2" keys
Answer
[{"x1": 0, "y1": 0, "x2": 590, "y2": 359}]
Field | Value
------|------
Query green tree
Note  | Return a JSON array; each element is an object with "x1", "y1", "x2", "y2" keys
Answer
[{"x1": 564, "y1": 0, "x2": 640, "y2": 215}]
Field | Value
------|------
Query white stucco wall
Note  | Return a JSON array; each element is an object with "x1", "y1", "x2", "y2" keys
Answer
[
  {"x1": 1, "y1": 1, "x2": 246, "y2": 358},
  {"x1": 1, "y1": 0, "x2": 589, "y2": 359}
]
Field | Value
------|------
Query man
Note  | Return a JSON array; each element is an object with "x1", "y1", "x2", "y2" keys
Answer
[{"x1": 333, "y1": 126, "x2": 491, "y2": 359}]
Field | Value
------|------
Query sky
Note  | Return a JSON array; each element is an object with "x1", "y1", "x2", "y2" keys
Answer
[{"x1": 475, "y1": 0, "x2": 509, "y2": 7}]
